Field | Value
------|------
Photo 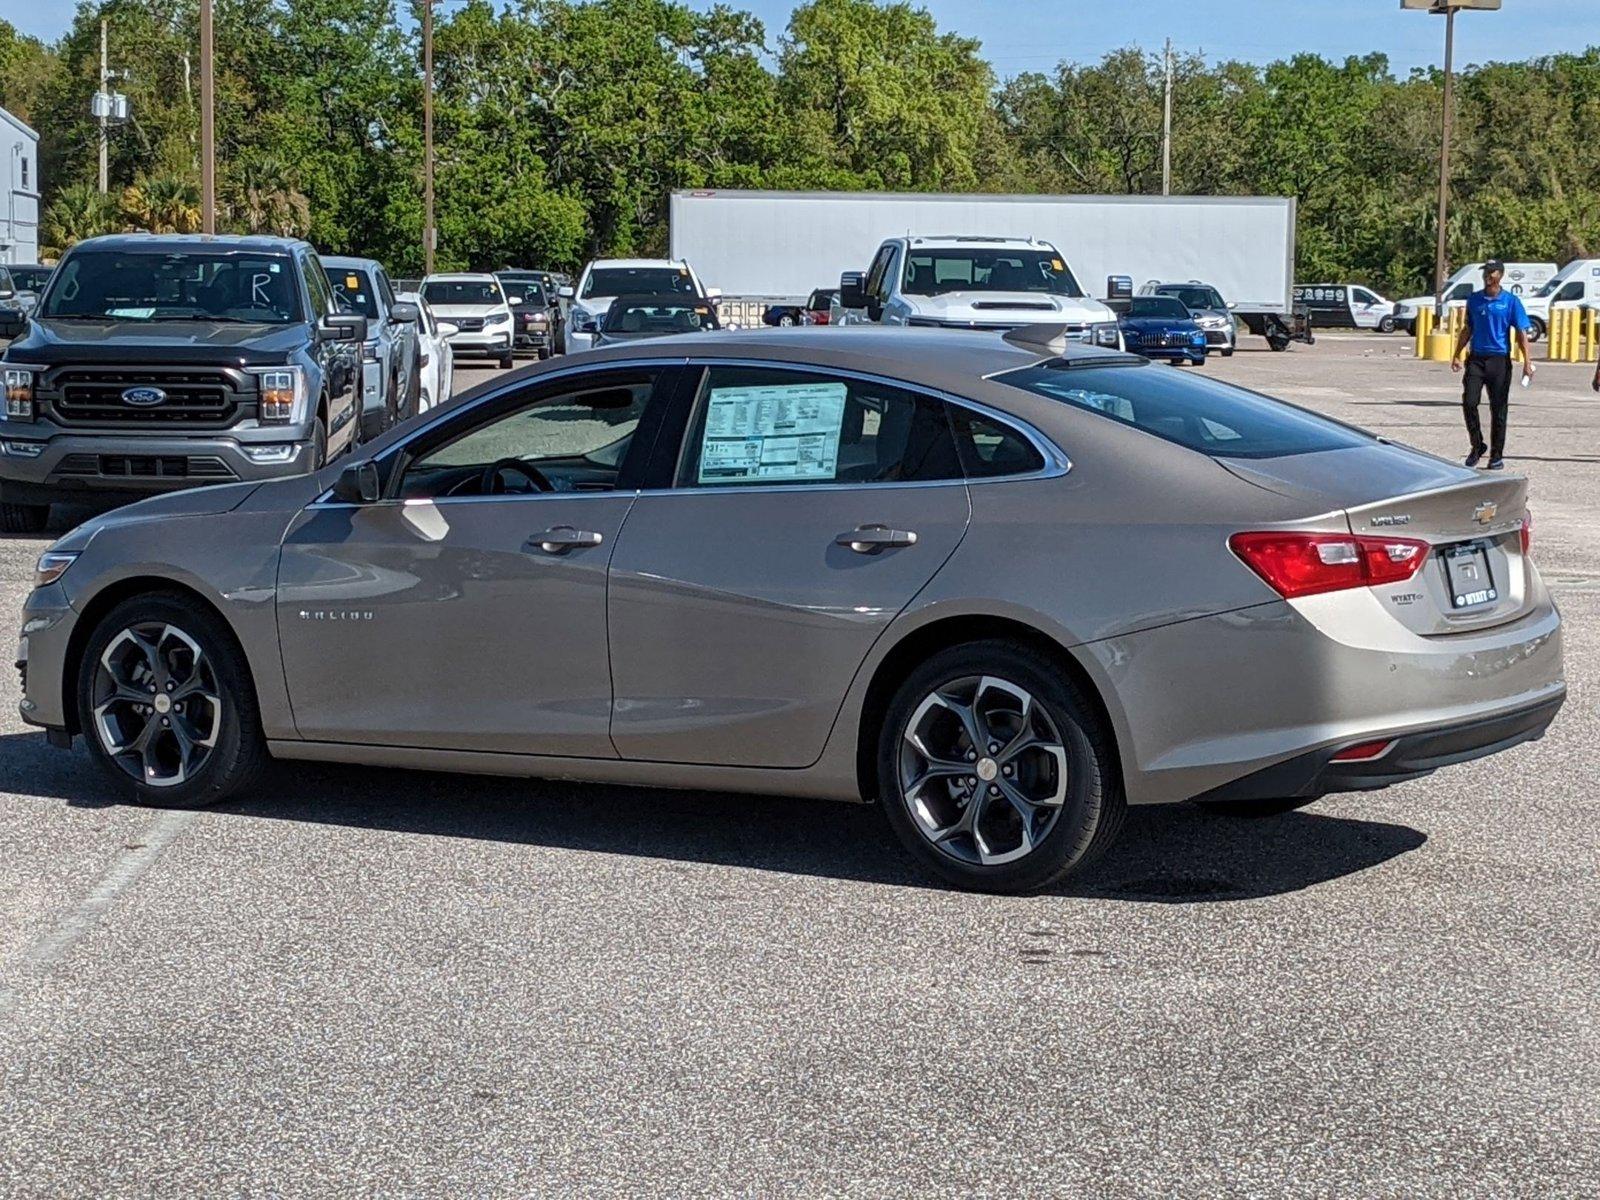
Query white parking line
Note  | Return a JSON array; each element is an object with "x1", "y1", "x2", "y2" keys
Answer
[{"x1": 0, "y1": 808, "x2": 195, "y2": 1017}]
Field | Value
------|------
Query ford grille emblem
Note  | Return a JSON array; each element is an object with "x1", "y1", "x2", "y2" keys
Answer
[{"x1": 121, "y1": 386, "x2": 167, "y2": 407}]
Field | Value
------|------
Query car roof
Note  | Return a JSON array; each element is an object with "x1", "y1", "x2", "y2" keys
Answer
[
  {"x1": 899, "y1": 236, "x2": 1052, "y2": 250},
  {"x1": 584, "y1": 259, "x2": 688, "y2": 271},
  {"x1": 321, "y1": 255, "x2": 381, "y2": 271},
  {"x1": 69, "y1": 233, "x2": 310, "y2": 254},
  {"x1": 423, "y1": 272, "x2": 499, "y2": 282}
]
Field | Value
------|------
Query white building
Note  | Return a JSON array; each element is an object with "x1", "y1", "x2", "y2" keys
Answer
[{"x1": 0, "y1": 105, "x2": 40, "y2": 265}]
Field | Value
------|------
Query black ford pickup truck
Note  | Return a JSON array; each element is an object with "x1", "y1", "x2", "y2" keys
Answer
[{"x1": 0, "y1": 233, "x2": 365, "y2": 532}]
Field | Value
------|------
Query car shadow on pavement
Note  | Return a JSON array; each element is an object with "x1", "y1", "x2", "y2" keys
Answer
[{"x1": 0, "y1": 732, "x2": 1426, "y2": 902}]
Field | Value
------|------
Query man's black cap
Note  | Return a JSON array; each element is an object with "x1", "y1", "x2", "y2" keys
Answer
[{"x1": 1483, "y1": 259, "x2": 1506, "y2": 275}]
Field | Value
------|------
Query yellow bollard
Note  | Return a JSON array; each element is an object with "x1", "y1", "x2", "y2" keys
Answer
[
  {"x1": 1413, "y1": 305, "x2": 1433, "y2": 357},
  {"x1": 1586, "y1": 308, "x2": 1599, "y2": 362},
  {"x1": 1547, "y1": 308, "x2": 1563, "y2": 362}
]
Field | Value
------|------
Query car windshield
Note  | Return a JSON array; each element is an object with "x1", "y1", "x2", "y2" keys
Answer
[
  {"x1": 1128, "y1": 296, "x2": 1190, "y2": 319},
  {"x1": 582, "y1": 267, "x2": 697, "y2": 298},
  {"x1": 1160, "y1": 286, "x2": 1225, "y2": 309},
  {"x1": 40, "y1": 250, "x2": 302, "y2": 322},
  {"x1": 325, "y1": 267, "x2": 379, "y2": 318},
  {"x1": 496, "y1": 275, "x2": 548, "y2": 303},
  {"x1": 12, "y1": 267, "x2": 52, "y2": 291},
  {"x1": 602, "y1": 298, "x2": 719, "y2": 333},
  {"x1": 423, "y1": 279, "x2": 503, "y2": 306},
  {"x1": 901, "y1": 249, "x2": 1083, "y2": 297},
  {"x1": 1531, "y1": 278, "x2": 1567, "y2": 298},
  {"x1": 998, "y1": 363, "x2": 1371, "y2": 460}
]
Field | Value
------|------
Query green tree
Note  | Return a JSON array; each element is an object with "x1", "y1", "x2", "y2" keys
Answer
[{"x1": 41, "y1": 182, "x2": 122, "y2": 253}]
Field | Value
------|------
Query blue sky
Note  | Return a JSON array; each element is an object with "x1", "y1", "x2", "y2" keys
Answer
[{"x1": 11, "y1": 0, "x2": 1593, "y2": 76}]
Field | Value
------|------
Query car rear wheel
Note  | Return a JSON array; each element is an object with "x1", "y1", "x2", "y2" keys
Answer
[
  {"x1": 76, "y1": 594, "x2": 266, "y2": 808},
  {"x1": 1378, "y1": 315, "x2": 1396, "y2": 334},
  {"x1": 1196, "y1": 796, "x2": 1319, "y2": 818},
  {"x1": 1527, "y1": 317, "x2": 1545, "y2": 343},
  {"x1": 0, "y1": 502, "x2": 49, "y2": 534},
  {"x1": 877, "y1": 641, "x2": 1124, "y2": 894}
]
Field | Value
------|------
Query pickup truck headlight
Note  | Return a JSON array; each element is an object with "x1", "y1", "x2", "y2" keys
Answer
[
  {"x1": 249, "y1": 366, "x2": 306, "y2": 424},
  {"x1": 1092, "y1": 322, "x2": 1121, "y2": 347},
  {"x1": 485, "y1": 312, "x2": 510, "y2": 327},
  {"x1": 4, "y1": 367, "x2": 36, "y2": 420},
  {"x1": 33, "y1": 551, "x2": 77, "y2": 588}
]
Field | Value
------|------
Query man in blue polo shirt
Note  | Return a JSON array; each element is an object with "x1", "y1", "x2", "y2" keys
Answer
[{"x1": 1450, "y1": 260, "x2": 1534, "y2": 469}]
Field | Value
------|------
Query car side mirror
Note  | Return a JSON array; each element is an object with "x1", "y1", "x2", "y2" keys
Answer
[
  {"x1": 704, "y1": 287, "x2": 722, "y2": 300},
  {"x1": 558, "y1": 285, "x2": 574, "y2": 299},
  {"x1": 389, "y1": 301, "x2": 419, "y2": 324},
  {"x1": 320, "y1": 312, "x2": 368, "y2": 344},
  {"x1": 1228, "y1": 301, "x2": 1238, "y2": 310},
  {"x1": 839, "y1": 271, "x2": 867, "y2": 309},
  {"x1": 333, "y1": 460, "x2": 381, "y2": 503},
  {"x1": 437, "y1": 322, "x2": 459, "y2": 338}
]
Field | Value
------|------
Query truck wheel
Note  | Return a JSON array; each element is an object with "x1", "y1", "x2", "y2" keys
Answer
[
  {"x1": 1268, "y1": 336, "x2": 1290, "y2": 352},
  {"x1": 1527, "y1": 317, "x2": 1545, "y2": 343},
  {"x1": 498, "y1": 353, "x2": 515, "y2": 370},
  {"x1": 312, "y1": 417, "x2": 328, "y2": 469},
  {"x1": 1221, "y1": 348, "x2": 1234, "y2": 357},
  {"x1": 876, "y1": 640, "x2": 1125, "y2": 894},
  {"x1": 76, "y1": 592, "x2": 267, "y2": 808},
  {"x1": 0, "y1": 502, "x2": 49, "y2": 534},
  {"x1": 1378, "y1": 315, "x2": 1396, "y2": 334}
]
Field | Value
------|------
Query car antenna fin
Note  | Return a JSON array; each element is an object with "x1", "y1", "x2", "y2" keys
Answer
[{"x1": 1001, "y1": 323, "x2": 1072, "y2": 356}]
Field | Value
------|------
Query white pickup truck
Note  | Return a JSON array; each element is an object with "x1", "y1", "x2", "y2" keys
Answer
[{"x1": 835, "y1": 236, "x2": 1122, "y2": 348}]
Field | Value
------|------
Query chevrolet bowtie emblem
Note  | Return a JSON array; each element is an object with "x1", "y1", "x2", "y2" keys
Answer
[{"x1": 1473, "y1": 501, "x2": 1497, "y2": 526}]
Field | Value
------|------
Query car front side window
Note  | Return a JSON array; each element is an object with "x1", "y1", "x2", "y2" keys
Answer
[
  {"x1": 399, "y1": 369, "x2": 667, "y2": 500},
  {"x1": 674, "y1": 365, "x2": 961, "y2": 489}
]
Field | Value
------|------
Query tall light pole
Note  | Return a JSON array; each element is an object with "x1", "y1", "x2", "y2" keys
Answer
[
  {"x1": 98, "y1": 19, "x2": 109, "y2": 194},
  {"x1": 1161, "y1": 38, "x2": 1173, "y2": 197},
  {"x1": 1403, "y1": 1, "x2": 1502, "y2": 309},
  {"x1": 199, "y1": 0, "x2": 216, "y2": 233},
  {"x1": 423, "y1": 0, "x2": 436, "y2": 274}
]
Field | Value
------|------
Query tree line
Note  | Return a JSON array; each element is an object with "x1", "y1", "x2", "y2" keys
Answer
[{"x1": 2, "y1": 0, "x2": 1596, "y2": 299}]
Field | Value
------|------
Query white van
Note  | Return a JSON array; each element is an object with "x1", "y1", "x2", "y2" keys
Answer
[
  {"x1": 1393, "y1": 261, "x2": 1558, "y2": 335},
  {"x1": 1521, "y1": 259, "x2": 1600, "y2": 340},
  {"x1": 837, "y1": 235, "x2": 1121, "y2": 347}
]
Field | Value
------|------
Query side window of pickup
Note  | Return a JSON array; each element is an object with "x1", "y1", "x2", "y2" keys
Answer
[
  {"x1": 863, "y1": 245, "x2": 894, "y2": 307},
  {"x1": 303, "y1": 254, "x2": 332, "y2": 322}
]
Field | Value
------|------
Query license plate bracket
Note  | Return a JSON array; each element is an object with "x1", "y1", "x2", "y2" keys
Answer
[{"x1": 1444, "y1": 541, "x2": 1497, "y2": 609}]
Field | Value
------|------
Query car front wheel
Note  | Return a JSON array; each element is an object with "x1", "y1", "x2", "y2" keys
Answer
[
  {"x1": 0, "y1": 502, "x2": 49, "y2": 534},
  {"x1": 76, "y1": 594, "x2": 267, "y2": 807},
  {"x1": 877, "y1": 641, "x2": 1125, "y2": 893}
]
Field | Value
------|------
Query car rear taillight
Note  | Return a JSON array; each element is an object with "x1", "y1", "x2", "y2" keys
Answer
[
  {"x1": 1229, "y1": 531, "x2": 1430, "y2": 599},
  {"x1": 1520, "y1": 509, "x2": 1532, "y2": 557},
  {"x1": 1330, "y1": 738, "x2": 1394, "y2": 762}
]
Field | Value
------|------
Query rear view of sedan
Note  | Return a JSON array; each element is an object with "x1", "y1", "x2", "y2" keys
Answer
[{"x1": 17, "y1": 327, "x2": 1563, "y2": 893}]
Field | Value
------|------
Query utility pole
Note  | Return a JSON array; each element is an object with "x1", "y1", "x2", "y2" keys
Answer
[
  {"x1": 199, "y1": 0, "x2": 216, "y2": 234},
  {"x1": 1432, "y1": 6, "x2": 1455, "y2": 312},
  {"x1": 423, "y1": 0, "x2": 436, "y2": 274},
  {"x1": 1161, "y1": 39, "x2": 1173, "y2": 197},
  {"x1": 98, "y1": 20, "x2": 109, "y2": 194}
]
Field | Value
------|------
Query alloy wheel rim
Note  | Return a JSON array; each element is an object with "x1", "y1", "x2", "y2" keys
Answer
[
  {"x1": 898, "y1": 675, "x2": 1069, "y2": 866},
  {"x1": 91, "y1": 621, "x2": 222, "y2": 788}
]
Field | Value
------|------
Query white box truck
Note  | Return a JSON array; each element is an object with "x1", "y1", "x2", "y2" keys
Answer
[{"x1": 669, "y1": 189, "x2": 1310, "y2": 350}]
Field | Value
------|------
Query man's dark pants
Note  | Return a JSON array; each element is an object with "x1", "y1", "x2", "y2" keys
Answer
[{"x1": 1462, "y1": 352, "x2": 1512, "y2": 460}]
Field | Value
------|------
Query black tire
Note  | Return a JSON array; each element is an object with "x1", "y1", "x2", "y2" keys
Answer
[
  {"x1": 876, "y1": 640, "x2": 1125, "y2": 894},
  {"x1": 312, "y1": 417, "x2": 329, "y2": 468},
  {"x1": 1268, "y1": 336, "x2": 1290, "y2": 352},
  {"x1": 1527, "y1": 317, "x2": 1545, "y2": 344},
  {"x1": 1196, "y1": 796, "x2": 1320, "y2": 818},
  {"x1": 1221, "y1": 348, "x2": 1234, "y2": 357},
  {"x1": 498, "y1": 353, "x2": 515, "y2": 370},
  {"x1": 0, "y1": 502, "x2": 49, "y2": 534},
  {"x1": 76, "y1": 593, "x2": 267, "y2": 808},
  {"x1": 1378, "y1": 315, "x2": 1396, "y2": 334}
]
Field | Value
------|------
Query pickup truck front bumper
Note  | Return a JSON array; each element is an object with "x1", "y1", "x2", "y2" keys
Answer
[{"x1": 0, "y1": 429, "x2": 315, "y2": 507}]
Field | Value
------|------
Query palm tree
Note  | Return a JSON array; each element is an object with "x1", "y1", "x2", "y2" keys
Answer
[
  {"x1": 121, "y1": 173, "x2": 202, "y2": 234},
  {"x1": 41, "y1": 182, "x2": 123, "y2": 253},
  {"x1": 229, "y1": 155, "x2": 311, "y2": 237}
]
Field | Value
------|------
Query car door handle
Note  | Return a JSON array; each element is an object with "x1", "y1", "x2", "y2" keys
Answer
[
  {"x1": 836, "y1": 524, "x2": 918, "y2": 553},
  {"x1": 526, "y1": 526, "x2": 604, "y2": 554}
]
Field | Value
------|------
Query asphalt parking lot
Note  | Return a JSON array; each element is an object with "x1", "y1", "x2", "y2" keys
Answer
[{"x1": 2, "y1": 334, "x2": 1597, "y2": 1196}]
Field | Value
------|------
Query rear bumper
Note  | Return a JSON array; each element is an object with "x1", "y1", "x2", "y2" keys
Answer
[{"x1": 1190, "y1": 691, "x2": 1565, "y2": 804}]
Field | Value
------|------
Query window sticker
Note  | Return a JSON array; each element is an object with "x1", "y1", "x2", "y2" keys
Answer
[
  {"x1": 697, "y1": 381, "x2": 848, "y2": 484},
  {"x1": 107, "y1": 307, "x2": 156, "y2": 319}
]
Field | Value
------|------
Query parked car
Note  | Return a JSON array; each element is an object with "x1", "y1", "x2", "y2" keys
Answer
[
  {"x1": 18, "y1": 325, "x2": 1563, "y2": 893},
  {"x1": 0, "y1": 266, "x2": 24, "y2": 339},
  {"x1": 561, "y1": 258, "x2": 715, "y2": 354},
  {"x1": 592, "y1": 295, "x2": 720, "y2": 346},
  {"x1": 1114, "y1": 296, "x2": 1209, "y2": 365},
  {"x1": 801, "y1": 288, "x2": 838, "y2": 325},
  {"x1": 0, "y1": 233, "x2": 364, "y2": 533},
  {"x1": 399, "y1": 291, "x2": 455, "y2": 411},
  {"x1": 420, "y1": 273, "x2": 515, "y2": 369},
  {"x1": 1139, "y1": 280, "x2": 1238, "y2": 354},
  {"x1": 494, "y1": 270, "x2": 558, "y2": 358},
  {"x1": 7, "y1": 264, "x2": 55, "y2": 314},
  {"x1": 1293, "y1": 284, "x2": 1398, "y2": 333},
  {"x1": 322, "y1": 255, "x2": 421, "y2": 439},
  {"x1": 837, "y1": 236, "x2": 1123, "y2": 349}
]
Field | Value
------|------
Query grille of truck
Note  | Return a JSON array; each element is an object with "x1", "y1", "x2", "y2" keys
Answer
[
  {"x1": 55, "y1": 453, "x2": 239, "y2": 481},
  {"x1": 46, "y1": 368, "x2": 254, "y2": 428},
  {"x1": 451, "y1": 317, "x2": 486, "y2": 332}
]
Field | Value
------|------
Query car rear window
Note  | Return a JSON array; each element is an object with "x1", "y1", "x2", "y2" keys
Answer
[{"x1": 996, "y1": 363, "x2": 1370, "y2": 459}]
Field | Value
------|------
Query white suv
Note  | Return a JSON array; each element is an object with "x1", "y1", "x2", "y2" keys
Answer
[
  {"x1": 838, "y1": 236, "x2": 1122, "y2": 348},
  {"x1": 420, "y1": 273, "x2": 516, "y2": 369},
  {"x1": 561, "y1": 259, "x2": 716, "y2": 354}
]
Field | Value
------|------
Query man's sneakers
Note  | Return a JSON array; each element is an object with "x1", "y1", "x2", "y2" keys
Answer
[
  {"x1": 1465, "y1": 446, "x2": 1487, "y2": 468},
  {"x1": 1487, "y1": 459, "x2": 1506, "y2": 470}
]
